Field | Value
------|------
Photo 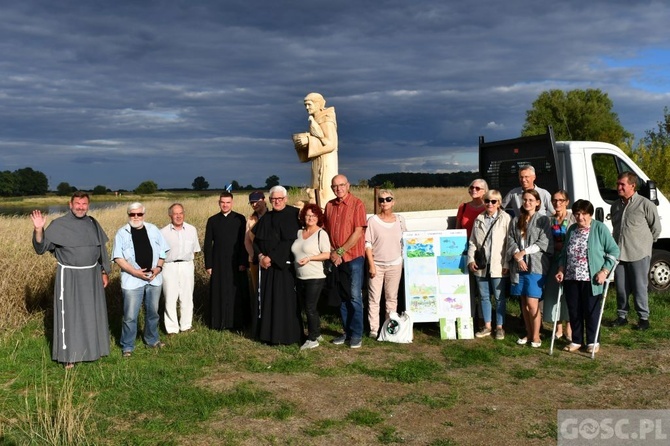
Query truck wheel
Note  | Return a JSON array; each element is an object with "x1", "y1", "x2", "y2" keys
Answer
[{"x1": 649, "y1": 250, "x2": 670, "y2": 293}]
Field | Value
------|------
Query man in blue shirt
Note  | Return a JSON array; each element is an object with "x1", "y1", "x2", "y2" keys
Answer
[{"x1": 112, "y1": 202, "x2": 170, "y2": 357}]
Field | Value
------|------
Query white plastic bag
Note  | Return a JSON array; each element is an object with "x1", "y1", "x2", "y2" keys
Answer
[{"x1": 378, "y1": 311, "x2": 413, "y2": 343}]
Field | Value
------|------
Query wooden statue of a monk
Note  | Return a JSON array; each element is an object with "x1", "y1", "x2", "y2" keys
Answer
[{"x1": 292, "y1": 92, "x2": 338, "y2": 207}]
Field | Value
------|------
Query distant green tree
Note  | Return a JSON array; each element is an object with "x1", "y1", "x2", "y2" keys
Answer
[
  {"x1": 15, "y1": 167, "x2": 49, "y2": 196},
  {"x1": 135, "y1": 180, "x2": 158, "y2": 194},
  {"x1": 231, "y1": 180, "x2": 241, "y2": 191},
  {"x1": 265, "y1": 175, "x2": 280, "y2": 189},
  {"x1": 0, "y1": 171, "x2": 17, "y2": 196},
  {"x1": 627, "y1": 107, "x2": 670, "y2": 192},
  {"x1": 192, "y1": 176, "x2": 209, "y2": 191},
  {"x1": 521, "y1": 89, "x2": 630, "y2": 145},
  {"x1": 357, "y1": 179, "x2": 369, "y2": 187},
  {"x1": 93, "y1": 185, "x2": 108, "y2": 195},
  {"x1": 57, "y1": 182, "x2": 74, "y2": 196},
  {"x1": 381, "y1": 180, "x2": 395, "y2": 189}
]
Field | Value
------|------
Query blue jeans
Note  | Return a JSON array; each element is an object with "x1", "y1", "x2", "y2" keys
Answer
[
  {"x1": 121, "y1": 284, "x2": 162, "y2": 352},
  {"x1": 339, "y1": 256, "x2": 364, "y2": 342},
  {"x1": 477, "y1": 275, "x2": 507, "y2": 327}
]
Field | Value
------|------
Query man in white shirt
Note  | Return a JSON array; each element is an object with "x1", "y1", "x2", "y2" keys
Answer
[
  {"x1": 501, "y1": 165, "x2": 555, "y2": 216},
  {"x1": 160, "y1": 203, "x2": 201, "y2": 334}
]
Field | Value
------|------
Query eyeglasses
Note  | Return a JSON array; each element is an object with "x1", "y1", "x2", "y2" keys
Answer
[
  {"x1": 128, "y1": 213, "x2": 144, "y2": 217},
  {"x1": 469, "y1": 186, "x2": 483, "y2": 191},
  {"x1": 551, "y1": 198, "x2": 567, "y2": 203},
  {"x1": 305, "y1": 214, "x2": 318, "y2": 219},
  {"x1": 378, "y1": 197, "x2": 394, "y2": 203},
  {"x1": 484, "y1": 199, "x2": 497, "y2": 204},
  {"x1": 269, "y1": 197, "x2": 285, "y2": 201},
  {"x1": 331, "y1": 183, "x2": 348, "y2": 189}
]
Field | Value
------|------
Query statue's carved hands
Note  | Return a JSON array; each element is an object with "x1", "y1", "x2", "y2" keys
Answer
[{"x1": 293, "y1": 133, "x2": 309, "y2": 149}]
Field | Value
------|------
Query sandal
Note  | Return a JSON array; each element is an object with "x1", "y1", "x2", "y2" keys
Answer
[
  {"x1": 562, "y1": 343, "x2": 581, "y2": 353},
  {"x1": 64, "y1": 363, "x2": 74, "y2": 370},
  {"x1": 122, "y1": 351, "x2": 132, "y2": 358}
]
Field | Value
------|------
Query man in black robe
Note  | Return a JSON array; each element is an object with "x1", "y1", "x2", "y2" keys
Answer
[
  {"x1": 253, "y1": 186, "x2": 302, "y2": 345},
  {"x1": 31, "y1": 191, "x2": 110, "y2": 369},
  {"x1": 204, "y1": 192, "x2": 249, "y2": 330}
]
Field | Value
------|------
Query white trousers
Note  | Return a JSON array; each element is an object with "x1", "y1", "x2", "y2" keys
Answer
[
  {"x1": 367, "y1": 263, "x2": 403, "y2": 334},
  {"x1": 162, "y1": 261, "x2": 195, "y2": 333}
]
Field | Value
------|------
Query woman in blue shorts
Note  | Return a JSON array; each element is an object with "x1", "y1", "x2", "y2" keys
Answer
[{"x1": 507, "y1": 189, "x2": 553, "y2": 347}]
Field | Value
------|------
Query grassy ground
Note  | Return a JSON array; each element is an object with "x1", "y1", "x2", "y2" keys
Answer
[
  {"x1": 1, "y1": 189, "x2": 669, "y2": 445},
  {"x1": 1, "y1": 293, "x2": 669, "y2": 445}
]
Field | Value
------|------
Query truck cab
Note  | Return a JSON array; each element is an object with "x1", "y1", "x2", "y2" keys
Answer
[{"x1": 479, "y1": 127, "x2": 670, "y2": 292}]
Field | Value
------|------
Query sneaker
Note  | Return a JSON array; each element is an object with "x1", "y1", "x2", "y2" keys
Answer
[
  {"x1": 634, "y1": 319, "x2": 650, "y2": 331},
  {"x1": 350, "y1": 339, "x2": 362, "y2": 349},
  {"x1": 332, "y1": 335, "x2": 347, "y2": 345},
  {"x1": 611, "y1": 317, "x2": 628, "y2": 327},
  {"x1": 516, "y1": 337, "x2": 528, "y2": 345},
  {"x1": 495, "y1": 328, "x2": 505, "y2": 340},
  {"x1": 149, "y1": 341, "x2": 165, "y2": 349},
  {"x1": 369, "y1": 331, "x2": 378, "y2": 339},
  {"x1": 475, "y1": 327, "x2": 492, "y2": 338},
  {"x1": 300, "y1": 339, "x2": 320, "y2": 350}
]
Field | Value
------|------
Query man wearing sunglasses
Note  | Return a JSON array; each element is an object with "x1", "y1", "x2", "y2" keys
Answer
[
  {"x1": 501, "y1": 165, "x2": 554, "y2": 217},
  {"x1": 112, "y1": 202, "x2": 170, "y2": 357}
]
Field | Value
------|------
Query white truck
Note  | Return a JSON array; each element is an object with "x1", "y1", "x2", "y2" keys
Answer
[{"x1": 399, "y1": 127, "x2": 670, "y2": 292}]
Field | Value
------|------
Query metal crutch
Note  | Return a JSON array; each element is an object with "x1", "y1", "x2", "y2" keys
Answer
[
  {"x1": 549, "y1": 283, "x2": 563, "y2": 356},
  {"x1": 591, "y1": 261, "x2": 619, "y2": 360}
]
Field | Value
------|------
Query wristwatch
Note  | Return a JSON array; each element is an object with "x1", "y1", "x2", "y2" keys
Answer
[{"x1": 336, "y1": 247, "x2": 345, "y2": 256}]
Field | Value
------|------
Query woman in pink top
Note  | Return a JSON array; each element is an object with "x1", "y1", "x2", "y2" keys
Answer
[{"x1": 365, "y1": 190, "x2": 407, "y2": 339}]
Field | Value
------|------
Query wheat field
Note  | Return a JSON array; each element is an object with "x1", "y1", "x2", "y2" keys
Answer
[{"x1": 0, "y1": 187, "x2": 468, "y2": 334}]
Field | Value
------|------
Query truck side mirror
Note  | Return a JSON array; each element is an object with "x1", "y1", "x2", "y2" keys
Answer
[
  {"x1": 595, "y1": 207, "x2": 604, "y2": 222},
  {"x1": 648, "y1": 180, "x2": 659, "y2": 205}
]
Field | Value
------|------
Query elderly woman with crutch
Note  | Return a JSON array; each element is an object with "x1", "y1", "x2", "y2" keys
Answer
[{"x1": 555, "y1": 199, "x2": 619, "y2": 354}]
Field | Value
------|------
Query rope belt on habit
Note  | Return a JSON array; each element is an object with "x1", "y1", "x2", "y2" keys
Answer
[{"x1": 57, "y1": 262, "x2": 98, "y2": 350}]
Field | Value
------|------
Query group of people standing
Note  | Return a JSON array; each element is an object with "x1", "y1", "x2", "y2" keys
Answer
[
  {"x1": 32, "y1": 194, "x2": 201, "y2": 367},
  {"x1": 32, "y1": 172, "x2": 410, "y2": 368},
  {"x1": 462, "y1": 166, "x2": 660, "y2": 353}
]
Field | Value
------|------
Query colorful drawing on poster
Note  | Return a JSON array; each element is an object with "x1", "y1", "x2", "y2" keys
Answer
[
  {"x1": 408, "y1": 283, "x2": 438, "y2": 315},
  {"x1": 404, "y1": 257, "x2": 436, "y2": 276},
  {"x1": 436, "y1": 255, "x2": 465, "y2": 275},
  {"x1": 436, "y1": 234, "x2": 468, "y2": 274},
  {"x1": 405, "y1": 237, "x2": 435, "y2": 258},
  {"x1": 438, "y1": 275, "x2": 470, "y2": 318},
  {"x1": 439, "y1": 235, "x2": 467, "y2": 257}
]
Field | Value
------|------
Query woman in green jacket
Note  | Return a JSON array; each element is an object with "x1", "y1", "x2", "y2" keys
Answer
[{"x1": 555, "y1": 200, "x2": 619, "y2": 354}]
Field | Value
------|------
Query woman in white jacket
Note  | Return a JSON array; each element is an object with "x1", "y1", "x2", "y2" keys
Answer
[{"x1": 467, "y1": 190, "x2": 511, "y2": 340}]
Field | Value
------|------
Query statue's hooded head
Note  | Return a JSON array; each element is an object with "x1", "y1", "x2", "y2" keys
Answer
[{"x1": 304, "y1": 92, "x2": 326, "y2": 111}]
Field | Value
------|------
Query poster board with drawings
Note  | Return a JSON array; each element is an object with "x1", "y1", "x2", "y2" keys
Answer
[{"x1": 403, "y1": 229, "x2": 471, "y2": 323}]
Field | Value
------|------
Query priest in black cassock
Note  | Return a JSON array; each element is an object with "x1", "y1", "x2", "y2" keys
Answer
[
  {"x1": 253, "y1": 186, "x2": 302, "y2": 345},
  {"x1": 204, "y1": 192, "x2": 249, "y2": 331}
]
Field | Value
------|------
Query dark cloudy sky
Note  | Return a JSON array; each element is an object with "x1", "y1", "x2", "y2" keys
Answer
[{"x1": 2, "y1": 1, "x2": 669, "y2": 190}]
